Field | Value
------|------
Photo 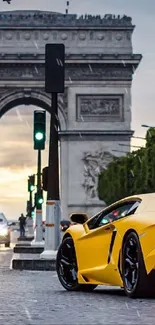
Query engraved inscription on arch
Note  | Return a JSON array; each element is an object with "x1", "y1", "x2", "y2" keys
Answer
[{"x1": 76, "y1": 95, "x2": 124, "y2": 122}]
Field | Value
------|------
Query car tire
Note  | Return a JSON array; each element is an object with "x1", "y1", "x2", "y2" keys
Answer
[
  {"x1": 122, "y1": 231, "x2": 154, "y2": 298},
  {"x1": 56, "y1": 237, "x2": 97, "y2": 292},
  {"x1": 5, "y1": 242, "x2": 10, "y2": 248}
]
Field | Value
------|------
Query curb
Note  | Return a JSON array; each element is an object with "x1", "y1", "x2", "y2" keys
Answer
[
  {"x1": 17, "y1": 237, "x2": 34, "y2": 241},
  {"x1": 13, "y1": 246, "x2": 44, "y2": 254},
  {"x1": 12, "y1": 258, "x2": 56, "y2": 271},
  {"x1": 16, "y1": 243, "x2": 31, "y2": 247}
]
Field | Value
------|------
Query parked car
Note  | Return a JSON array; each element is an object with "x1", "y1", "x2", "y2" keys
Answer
[
  {"x1": 8, "y1": 220, "x2": 19, "y2": 232},
  {"x1": 56, "y1": 193, "x2": 155, "y2": 298},
  {"x1": 0, "y1": 213, "x2": 11, "y2": 247}
]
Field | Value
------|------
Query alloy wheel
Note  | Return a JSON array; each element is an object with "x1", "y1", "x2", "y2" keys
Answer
[{"x1": 123, "y1": 236, "x2": 139, "y2": 292}]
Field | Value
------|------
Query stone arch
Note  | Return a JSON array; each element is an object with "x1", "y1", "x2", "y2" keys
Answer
[{"x1": 0, "y1": 89, "x2": 67, "y2": 130}]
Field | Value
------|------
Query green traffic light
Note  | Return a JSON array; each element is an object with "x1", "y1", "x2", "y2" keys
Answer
[
  {"x1": 35, "y1": 132, "x2": 44, "y2": 141},
  {"x1": 38, "y1": 198, "x2": 43, "y2": 204},
  {"x1": 30, "y1": 185, "x2": 34, "y2": 191},
  {"x1": 31, "y1": 211, "x2": 35, "y2": 218}
]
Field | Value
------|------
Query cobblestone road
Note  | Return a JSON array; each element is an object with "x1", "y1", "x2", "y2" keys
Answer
[{"x1": 0, "y1": 234, "x2": 155, "y2": 324}]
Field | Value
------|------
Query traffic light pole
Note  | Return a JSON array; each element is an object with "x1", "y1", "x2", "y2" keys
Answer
[
  {"x1": 29, "y1": 191, "x2": 32, "y2": 216},
  {"x1": 32, "y1": 149, "x2": 44, "y2": 246},
  {"x1": 40, "y1": 92, "x2": 61, "y2": 259}
]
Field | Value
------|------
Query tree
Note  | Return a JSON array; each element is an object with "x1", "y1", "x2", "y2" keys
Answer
[{"x1": 98, "y1": 128, "x2": 155, "y2": 205}]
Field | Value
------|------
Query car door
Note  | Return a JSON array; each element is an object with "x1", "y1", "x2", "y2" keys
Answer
[
  {"x1": 77, "y1": 201, "x2": 139, "y2": 278},
  {"x1": 76, "y1": 209, "x2": 115, "y2": 274}
]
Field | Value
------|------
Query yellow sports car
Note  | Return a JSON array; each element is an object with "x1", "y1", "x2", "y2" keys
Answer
[{"x1": 56, "y1": 193, "x2": 155, "y2": 298}]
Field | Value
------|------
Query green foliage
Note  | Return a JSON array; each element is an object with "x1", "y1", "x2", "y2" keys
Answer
[{"x1": 98, "y1": 128, "x2": 155, "y2": 205}]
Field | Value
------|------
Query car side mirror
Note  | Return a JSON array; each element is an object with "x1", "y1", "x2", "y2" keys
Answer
[{"x1": 70, "y1": 213, "x2": 88, "y2": 224}]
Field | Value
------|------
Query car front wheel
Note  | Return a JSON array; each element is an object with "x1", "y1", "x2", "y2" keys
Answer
[
  {"x1": 122, "y1": 231, "x2": 154, "y2": 298},
  {"x1": 56, "y1": 237, "x2": 97, "y2": 292}
]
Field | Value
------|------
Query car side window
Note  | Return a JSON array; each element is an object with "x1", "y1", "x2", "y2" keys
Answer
[
  {"x1": 125, "y1": 201, "x2": 141, "y2": 216},
  {"x1": 87, "y1": 200, "x2": 141, "y2": 230},
  {"x1": 87, "y1": 211, "x2": 103, "y2": 230}
]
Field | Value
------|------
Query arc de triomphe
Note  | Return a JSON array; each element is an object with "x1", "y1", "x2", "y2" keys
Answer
[{"x1": 0, "y1": 11, "x2": 141, "y2": 218}]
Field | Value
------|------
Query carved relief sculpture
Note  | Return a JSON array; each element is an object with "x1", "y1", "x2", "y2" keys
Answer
[
  {"x1": 82, "y1": 150, "x2": 114, "y2": 200},
  {"x1": 77, "y1": 95, "x2": 124, "y2": 122}
]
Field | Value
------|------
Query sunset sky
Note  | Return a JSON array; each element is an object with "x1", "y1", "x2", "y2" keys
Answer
[{"x1": 0, "y1": 0, "x2": 155, "y2": 219}]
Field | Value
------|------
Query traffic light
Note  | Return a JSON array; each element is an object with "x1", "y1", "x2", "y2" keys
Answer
[
  {"x1": 27, "y1": 200, "x2": 31, "y2": 214},
  {"x1": 35, "y1": 189, "x2": 43, "y2": 207},
  {"x1": 28, "y1": 175, "x2": 35, "y2": 192},
  {"x1": 42, "y1": 166, "x2": 49, "y2": 191},
  {"x1": 33, "y1": 110, "x2": 46, "y2": 150},
  {"x1": 45, "y1": 44, "x2": 65, "y2": 93},
  {"x1": 31, "y1": 207, "x2": 35, "y2": 219}
]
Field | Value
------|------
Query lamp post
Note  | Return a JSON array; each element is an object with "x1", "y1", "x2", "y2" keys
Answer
[{"x1": 141, "y1": 124, "x2": 154, "y2": 128}]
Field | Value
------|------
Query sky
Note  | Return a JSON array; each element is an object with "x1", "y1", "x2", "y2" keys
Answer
[{"x1": 0, "y1": 0, "x2": 155, "y2": 219}]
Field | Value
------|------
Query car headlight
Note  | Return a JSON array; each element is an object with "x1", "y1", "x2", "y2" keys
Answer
[{"x1": 0, "y1": 228, "x2": 8, "y2": 236}]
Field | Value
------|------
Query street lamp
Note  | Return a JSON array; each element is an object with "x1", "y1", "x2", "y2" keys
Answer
[
  {"x1": 119, "y1": 144, "x2": 142, "y2": 149},
  {"x1": 132, "y1": 135, "x2": 146, "y2": 140},
  {"x1": 141, "y1": 124, "x2": 155, "y2": 128}
]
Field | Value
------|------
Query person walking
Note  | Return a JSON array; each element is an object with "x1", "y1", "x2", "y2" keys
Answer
[{"x1": 18, "y1": 213, "x2": 26, "y2": 237}]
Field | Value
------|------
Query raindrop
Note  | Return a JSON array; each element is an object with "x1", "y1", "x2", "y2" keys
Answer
[
  {"x1": 138, "y1": 156, "x2": 142, "y2": 164},
  {"x1": 59, "y1": 205, "x2": 63, "y2": 213},
  {"x1": 54, "y1": 125, "x2": 58, "y2": 131},
  {"x1": 80, "y1": 115, "x2": 84, "y2": 122},
  {"x1": 84, "y1": 165, "x2": 88, "y2": 171},
  {"x1": 79, "y1": 133, "x2": 82, "y2": 138},
  {"x1": 33, "y1": 41, "x2": 39, "y2": 50},
  {"x1": 59, "y1": 59, "x2": 63, "y2": 67},
  {"x1": 56, "y1": 58, "x2": 60, "y2": 65},
  {"x1": 95, "y1": 166, "x2": 100, "y2": 174},
  {"x1": 124, "y1": 88, "x2": 128, "y2": 94},
  {"x1": 130, "y1": 169, "x2": 134, "y2": 177},
  {"x1": 24, "y1": 306, "x2": 32, "y2": 321},
  {"x1": 132, "y1": 65, "x2": 137, "y2": 76},
  {"x1": 59, "y1": 96, "x2": 63, "y2": 104},
  {"x1": 34, "y1": 66, "x2": 38, "y2": 74},
  {"x1": 88, "y1": 64, "x2": 93, "y2": 72},
  {"x1": 148, "y1": 130, "x2": 151, "y2": 137},
  {"x1": 69, "y1": 77, "x2": 72, "y2": 83},
  {"x1": 122, "y1": 60, "x2": 126, "y2": 67},
  {"x1": 15, "y1": 109, "x2": 23, "y2": 122},
  {"x1": 55, "y1": 113, "x2": 58, "y2": 120},
  {"x1": 25, "y1": 120, "x2": 31, "y2": 129}
]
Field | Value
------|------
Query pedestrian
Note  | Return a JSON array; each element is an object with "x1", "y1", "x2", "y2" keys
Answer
[
  {"x1": 59, "y1": 220, "x2": 71, "y2": 232},
  {"x1": 18, "y1": 213, "x2": 26, "y2": 237}
]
